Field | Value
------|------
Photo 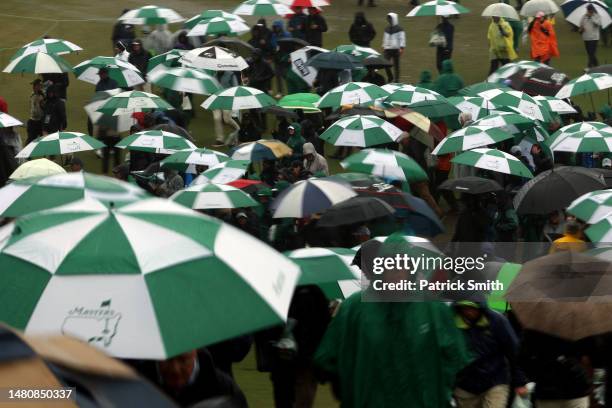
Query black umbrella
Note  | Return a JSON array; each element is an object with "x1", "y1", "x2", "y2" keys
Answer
[
  {"x1": 438, "y1": 176, "x2": 503, "y2": 195},
  {"x1": 306, "y1": 51, "x2": 363, "y2": 70},
  {"x1": 508, "y1": 67, "x2": 570, "y2": 97},
  {"x1": 318, "y1": 196, "x2": 395, "y2": 227},
  {"x1": 363, "y1": 55, "x2": 393, "y2": 69},
  {"x1": 590, "y1": 168, "x2": 612, "y2": 188},
  {"x1": 513, "y1": 166, "x2": 606, "y2": 214},
  {"x1": 588, "y1": 64, "x2": 612, "y2": 75},
  {"x1": 325, "y1": 107, "x2": 384, "y2": 121},
  {"x1": 261, "y1": 105, "x2": 299, "y2": 119},
  {"x1": 204, "y1": 37, "x2": 255, "y2": 56},
  {"x1": 277, "y1": 37, "x2": 310, "y2": 52}
]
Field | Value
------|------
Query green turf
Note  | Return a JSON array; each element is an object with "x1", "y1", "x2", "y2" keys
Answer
[{"x1": 1, "y1": 1, "x2": 610, "y2": 405}]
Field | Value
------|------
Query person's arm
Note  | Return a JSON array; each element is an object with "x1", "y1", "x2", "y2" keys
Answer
[
  {"x1": 369, "y1": 24, "x2": 377, "y2": 42},
  {"x1": 319, "y1": 16, "x2": 328, "y2": 33},
  {"x1": 399, "y1": 30, "x2": 406, "y2": 52}
]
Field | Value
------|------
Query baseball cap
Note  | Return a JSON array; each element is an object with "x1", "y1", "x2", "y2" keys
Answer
[{"x1": 603, "y1": 158, "x2": 612, "y2": 168}]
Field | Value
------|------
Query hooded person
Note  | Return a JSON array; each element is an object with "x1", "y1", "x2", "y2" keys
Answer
[
  {"x1": 302, "y1": 142, "x2": 329, "y2": 175},
  {"x1": 286, "y1": 123, "x2": 306, "y2": 160},
  {"x1": 245, "y1": 49, "x2": 274, "y2": 93},
  {"x1": 435, "y1": 17, "x2": 454, "y2": 73},
  {"x1": 128, "y1": 39, "x2": 151, "y2": 79},
  {"x1": 529, "y1": 12, "x2": 559, "y2": 64},
  {"x1": 349, "y1": 12, "x2": 376, "y2": 47},
  {"x1": 306, "y1": 7, "x2": 328, "y2": 47},
  {"x1": 579, "y1": 4, "x2": 602, "y2": 68},
  {"x1": 147, "y1": 24, "x2": 173, "y2": 55},
  {"x1": 488, "y1": 17, "x2": 517, "y2": 74},
  {"x1": 434, "y1": 59, "x2": 464, "y2": 97},
  {"x1": 416, "y1": 70, "x2": 435, "y2": 90},
  {"x1": 382, "y1": 13, "x2": 405, "y2": 82},
  {"x1": 248, "y1": 19, "x2": 273, "y2": 56},
  {"x1": 361, "y1": 66, "x2": 386, "y2": 86},
  {"x1": 287, "y1": 6, "x2": 308, "y2": 40},
  {"x1": 112, "y1": 9, "x2": 135, "y2": 49}
]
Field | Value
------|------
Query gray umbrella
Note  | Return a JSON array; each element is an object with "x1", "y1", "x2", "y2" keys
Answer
[
  {"x1": 306, "y1": 52, "x2": 363, "y2": 70},
  {"x1": 438, "y1": 176, "x2": 503, "y2": 195},
  {"x1": 317, "y1": 196, "x2": 394, "y2": 227}
]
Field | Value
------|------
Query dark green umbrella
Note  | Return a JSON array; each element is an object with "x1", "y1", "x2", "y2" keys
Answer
[
  {"x1": 408, "y1": 99, "x2": 461, "y2": 119},
  {"x1": 306, "y1": 52, "x2": 363, "y2": 70}
]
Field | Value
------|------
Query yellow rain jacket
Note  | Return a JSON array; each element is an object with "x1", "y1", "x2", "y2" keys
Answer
[{"x1": 488, "y1": 18, "x2": 517, "y2": 61}]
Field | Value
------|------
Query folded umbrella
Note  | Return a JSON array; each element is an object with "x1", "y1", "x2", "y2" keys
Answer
[{"x1": 318, "y1": 196, "x2": 395, "y2": 227}]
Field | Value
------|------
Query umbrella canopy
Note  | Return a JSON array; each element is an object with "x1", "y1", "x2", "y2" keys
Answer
[
  {"x1": 231, "y1": 139, "x2": 292, "y2": 161},
  {"x1": 317, "y1": 196, "x2": 395, "y2": 227},
  {"x1": 556, "y1": 73, "x2": 612, "y2": 99},
  {"x1": 451, "y1": 148, "x2": 534, "y2": 178},
  {"x1": 170, "y1": 183, "x2": 258, "y2": 209},
  {"x1": 319, "y1": 115, "x2": 403, "y2": 147},
  {"x1": 586, "y1": 216, "x2": 612, "y2": 241},
  {"x1": 384, "y1": 84, "x2": 444, "y2": 106},
  {"x1": 438, "y1": 176, "x2": 503, "y2": 195},
  {"x1": 481, "y1": 3, "x2": 520, "y2": 20},
  {"x1": 187, "y1": 17, "x2": 250, "y2": 37},
  {"x1": 383, "y1": 107, "x2": 444, "y2": 147},
  {"x1": 478, "y1": 88, "x2": 550, "y2": 121},
  {"x1": 431, "y1": 125, "x2": 514, "y2": 155},
  {"x1": 0, "y1": 198, "x2": 299, "y2": 359},
  {"x1": 487, "y1": 60, "x2": 548, "y2": 83},
  {"x1": 9, "y1": 159, "x2": 66, "y2": 181},
  {"x1": 513, "y1": 166, "x2": 606, "y2": 214},
  {"x1": 277, "y1": 37, "x2": 310, "y2": 52},
  {"x1": 507, "y1": 252, "x2": 612, "y2": 341},
  {"x1": 562, "y1": 0, "x2": 612, "y2": 28},
  {"x1": 278, "y1": 93, "x2": 321, "y2": 111},
  {"x1": 290, "y1": 46, "x2": 328, "y2": 87},
  {"x1": 285, "y1": 247, "x2": 358, "y2": 286},
  {"x1": 532, "y1": 95, "x2": 577, "y2": 114},
  {"x1": 317, "y1": 82, "x2": 389, "y2": 108},
  {"x1": 271, "y1": 178, "x2": 357, "y2": 218},
  {"x1": 549, "y1": 121, "x2": 611, "y2": 145},
  {"x1": 16, "y1": 132, "x2": 105, "y2": 159},
  {"x1": 118, "y1": 5, "x2": 184, "y2": 24},
  {"x1": 508, "y1": 67, "x2": 570, "y2": 96},
  {"x1": 407, "y1": 0, "x2": 470, "y2": 16},
  {"x1": 116, "y1": 130, "x2": 196, "y2": 154},
  {"x1": 74, "y1": 56, "x2": 144, "y2": 88},
  {"x1": 3, "y1": 52, "x2": 72, "y2": 74},
  {"x1": 204, "y1": 37, "x2": 255, "y2": 56},
  {"x1": 184, "y1": 10, "x2": 245, "y2": 29},
  {"x1": 472, "y1": 112, "x2": 537, "y2": 130},
  {"x1": 447, "y1": 96, "x2": 497, "y2": 120},
  {"x1": 568, "y1": 189, "x2": 612, "y2": 224},
  {"x1": 306, "y1": 51, "x2": 363, "y2": 70},
  {"x1": 234, "y1": 0, "x2": 294, "y2": 15},
  {"x1": 0, "y1": 112, "x2": 23, "y2": 128},
  {"x1": 191, "y1": 160, "x2": 250, "y2": 185},
  {"x1": 0, "y1": 172, "x2": 148, "y2": 217},
  {"x1": 84, "y1": 89, "x2": 135, "y2": 133},
  {"x1": 341, "y1": 148, "x2": 429, "y2": 182},
  {"x1": 202, "y1": 86, "x2": 277, "y2": 110},
  {"x1": 332, "y1": 45, "x2": 380, "y2": 61},
  {"x1": 161, "y1": 148, "x2": 229, "y2": 171},
  {"x1": 96, "y1": 91, "x2": 173, "y2": 116},
  {"x1": 281, "y1": 0, "x2": 330, "y2": 7},
  {"x1": 520, "y1": 0, "x2": 560, "y2": 15},
  {"x1": 180, "y1": 46, "x2": 248, "y2": 71},
  {"x1": 363, "y1": 55, "x2": 393, "y2": 69},
  {"x1": 148, "y1": 67, "x2": 221, "y2": 95},
  {"x1": 549, "y1": 128, "x2": 612, "y2": 152},
  {"x1": 369, "y1": 233, "x2": 444, "y2": 260},
  {"x1": 11, "y1": 38, "x2": 82, "y2": 60},
  {"x1": 147, "y1": 49, "x2": 187, "y2": 75},
  {"x1": 459, "y1": 81, "x2": 512, "y2": 96},
  {"x1": 589, "y1": 64, "x2": 612, "y2": 75}
]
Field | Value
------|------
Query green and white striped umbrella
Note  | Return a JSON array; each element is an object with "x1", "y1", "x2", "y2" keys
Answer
[
  {"x1": 568, "y1": 189, "x2": 612, "y2": 224},
  {"x1": 549, "y1": 129, "x2": 612, "y2": 153},
  {"x1": 451, "y1": 148, "x2": 534, "y2": 178},
  {"x1": 84, "y1": 90, "x2": 135, "y2": 133},
  {"x1": 118, "y1": 5, "x2": 184, "y2": 25},
  {"x1": 548, "y1": 121, "x2": 612, "y2": 145},
  {"x1": 187, "y1": 17, "x2": 250, "y2": 37},
  {"x1": 370, "y1": 234, "x2": 444, "y2": 261},
  {"x1": 170, "y1": 183, "x2": 258, "y2": 209},
  {"x1": 0, "y1": 112, "x2": 23, "y2": 128},
  {"x1": 533, "y1": 95, "x2": 576, "y2": 115},
  {"x1": 472, "y1": 112, "x2": 537, "y2": 131},
  {"x1": 406, "y1": 0, "x2": 470, "y2": 16},
  {"x1": 319, "y1": 115, "x2": 403, "y2": 147},
  {"x1": 147, "y1": 49, "x2": 187, "y2": 76},
  {"x1": 333, "y1": 45, "x2": 380, "y2": 61},
  {"x1": 148, "y1": 67, "x2": 221, "y2": 95},
  {"x1": 487, "y1": 60, "x2": 548, "y2": 83},
  {"x1": 316, "y1": 82, "x2": 390, "y2": 108},
  {"x1": 384, "y1": 84, "x2": 444, "y2": 106},
  {"x1": 191, "y1": 160, "x2": 250, "y2": 185},
  {"x1": 447, "y1": 96, "x2": 497, "y2": 120},
  {"x1": 341, "y1": 149, "x2": 429, "y2": 182},
  {"x1": 11, "y1": 38, "x2": 82, "y2": 60},
  {"x1": 185, "y1": 10, "x2": 245, "y2": 29},
  {"x1": 586, "y1": 216, "x2": 612, "y2": 242},
  {"x1": 161, "y1": 148, "x2": 230, "y2": 170},
  {"x1": 478, "y1": 88, "x2": 549, "y2": 121},
  {"x1": 0, "y1": 172, "x2": 148, "y2": 217},
  {"x1": 73, "y1": 56, "x2": 144, "y2": 88},
  {"x1": 16, "y1": 132, "x2": 105, "y2": 159},
  {"x1": 202, "y1": 86, "x2": 277, "y2": 110},
  {"x1": 0, "y1": 198, "x2": 299, "y2": 359},
  {"x1": 431, "y1": 125, "x2": 514, "y2": 156},
  {"x1": 555, "y1": 73, "x2": 612, "y2": 99},
  {"x1": 233, "y1": 0, "x2": 294, "y2": 16},
  {"x1": 116, "y1": 130, "x2": 196, "y2": 154},
  {"x1": 285, "y1": 247, "x2": 359, "y2": 285},
  {"x1": 96, "y1": 91, "x2": 173, "y2": 116},
  {"x1": 3, "y1": 52, "x2": 72, "y2": 74}
]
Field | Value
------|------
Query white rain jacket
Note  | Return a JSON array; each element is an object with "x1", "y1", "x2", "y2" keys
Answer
[{"x1": 382, "y1": 13, "x2": 406, "y2": 50}]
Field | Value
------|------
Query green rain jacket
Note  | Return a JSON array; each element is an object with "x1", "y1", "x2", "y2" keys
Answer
[{"x1": 434, "y1": 60, "x2": 465, "y2": 98}]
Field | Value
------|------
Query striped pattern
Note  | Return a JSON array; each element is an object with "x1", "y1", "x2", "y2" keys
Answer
[
  {"x1": 233, "y1": 0, "x2": 294, "y2": 16},
  {"x1": 562, "y1": 0, "x2": 612, "y2": 29},
  {"x1": 16, "y1": 132, "x2": 105, "y2": 158},
  {"x1": 533, "y1": 95, "x2": 577, "y2": 114},
  {"x1": 170, "y1": 183, "x2": 258, "y2": 209},
  {"x1": 161, "y1": 148, "x2": 229, "y2": 171},
  {"x1": 333, "y1": 45, "x2": 380, "y2": 61},
  {"x1": 0, "y1": 112, "x2": 23, "y2": 128},
  {"x1": 202, "y1": 86, "x2": 277, "y2": 110},
  {"x1": 148, "y1": 67, "x2": 221, "y2": 95},
  {"x1": 586, "y1": 216, "x2": 612, "y2": 242},
  {"x1": 285, "y1": 247, "x2": 360, "y2": 288},
  {"x1": 74, "y1": 56, "x2": 144, "y2": 87},
  {"x1": 11, "y1": 38, "x2": 82, "y2": 60},
  {"x1": 3, "y1": 52, "x2": 72, "y2": 74},
  {"x1": 187, "y1": 17, "x2": 250, "y2": 37},
  {"x1": 487, "y1": 60, "x2": 547, "y2": 83},
  {"x1": 407, "y1": 0, "x2": 470, "y2": 16},
  {"x1": 184, "y1": 10, "x2": 245, "y2": 29},
  {"x1": 451, "y1": 148, "x2": 534, "y2": 178},
  {"x1": 118, "y1": 5, "x2": 184, "y2": 25},
  {"x1": 431, "y1": 125, "x2": 514, "y2": 155},
  {"x1": 384, "y1": 84, "x2": 444, "y2": 106},
  {"x1": 116, "y1": 130, "x2": 196, "y2": 154},
  {"x1": 341, "y1": 148, "x2": 428, "y2": 182},
  {"x1": 192, "y1": 160, "x2": 250, "y2": 185},
  {"x1": 316, "y1": 82, "x2": 390, "y2": 108},
  {"x1": 478, "y1": 88, "x2": 549, "y2": 121},
  {"x1": 556, "y1": 73, "x2": 612, "y2": 99},
  {"x1": 548, "y1": 121, "x2": 612, "y2": 145},
  {"x1": 319, "y1": 115, "x2": 403, "y2": 147},
  {"x1": 549, "y1": 129, "x2": 612, "y2": 152},
  {"x1": 568, "y1": 189, "x2": 612, "y2": 224},
  {"x1": 147, "y1": 49, "x2": 187, "y2": 76},
  {"x1": 231, "y1": 139, "x2": 292, "y2": 161},
  {"x1": 96, "y1": 91, "x2": 173, "y2": 116},
  {"x1": 447, "y1": 96, "x2": 497, "y2": 120},
  {"x1": 271, "y1": 178, "x2": 357, "y2": 218}
]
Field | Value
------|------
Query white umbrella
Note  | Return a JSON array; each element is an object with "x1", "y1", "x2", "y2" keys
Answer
[
  {"x1": 521, "y1": 0, "x2": 560, "y2": 16},
  {"x1": 180, "y1": 46, "x2": 248, "y2": 71},
  {"x1": 482, "y1": 3, "x2": 520, "y2": 20}
]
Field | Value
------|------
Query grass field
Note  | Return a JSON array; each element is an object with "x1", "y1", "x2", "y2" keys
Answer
[{"x1": 1, "y1": 0, "x2": 610, "y2": 406}]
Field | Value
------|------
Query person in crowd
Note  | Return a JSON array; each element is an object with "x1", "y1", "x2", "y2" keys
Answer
[
  {"x1": 238, "y1": 111, "x2": 263, "y2": 143},
  {"x1": 287, "y1": 7, "x2": 308, "y2": 40},
  {"x1": 128, "y1": 39, "x2": 151, "y2": 81},
  {"x1": 111, "y1": 9, "x2": 135, "y2": 49},
  {"x1": 67, "y1": 157, "x2": 84, "y2": 172},
  {"x1": 173, "y1": 31, "x2": 194, "y2": 50},
  {"x1": 114, "y1": 41, "x2": 130, "y2": 62},
  {"x1": 382, "y1": 13, "x2": 405, "y2": 82},
  {"x1": 95, "y1": 67, "x2": 119, "y2": 92},
  {"x1": 271, "y1": 20, "x2": 290, "y2": 96},
  {"x1": 579, "y1": 4, "x2": 602, "y2": 68},
  {"x1": 314, "y1": 68, "x2": 340, "y2": 96},
  {"x1": 416, "y1": 70, "x2": 436, "y2": 90},
  {"x1": 305, "y1": 8, "x2": 328, "y2": 47},
  {"x1": 41, "y1": 85, "x2": 66, "y2": 135},
  {"x1": 302, "y1": 142, "x2": 328, "y2": 175},
  {"x1": 245, "y1": 49, "x2": 274, "y2": 94},
  {"x1": 434, "y1": 59, "x2": 464, "y2": 97},
  {"x1": 488, "y1": 17, "x2": 517, "y2": 74},
  {"x1": 549, "y1": 220, "x2": 587, "y2": 253},
  {"x1": 286, "y1": 123, "x2": 306, "y2": 160},
  {"x1": 349, "y1": 12, "x2": 376, "y2": 47},
  {"x1": 453, "y1": 301, "x2": 527, "y2": 408},
  {"x1": 361, "y1": 66, "x2": 385, "y2": 86},
  {"x1": 249, "y1": 20, "x2": 273, "y2": 56},
  {"x1": 26, "y1": 79, "x2": 44, "y2": 143},
  {"x1": 529, "y1": 12, "x2": 559, "y2": 64},
  {"x1": 213, "y1": 71, "x2": 241, "y2": 147},
  {"x1": 435, "y1": 17, "x2": 454, "y2": 73},
  {"x1": 147, "y1": 25, "x2": 173, "y2": 55},
  {"x1": 41, "y1": 72, "x2": 69, "y2": 101}
]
